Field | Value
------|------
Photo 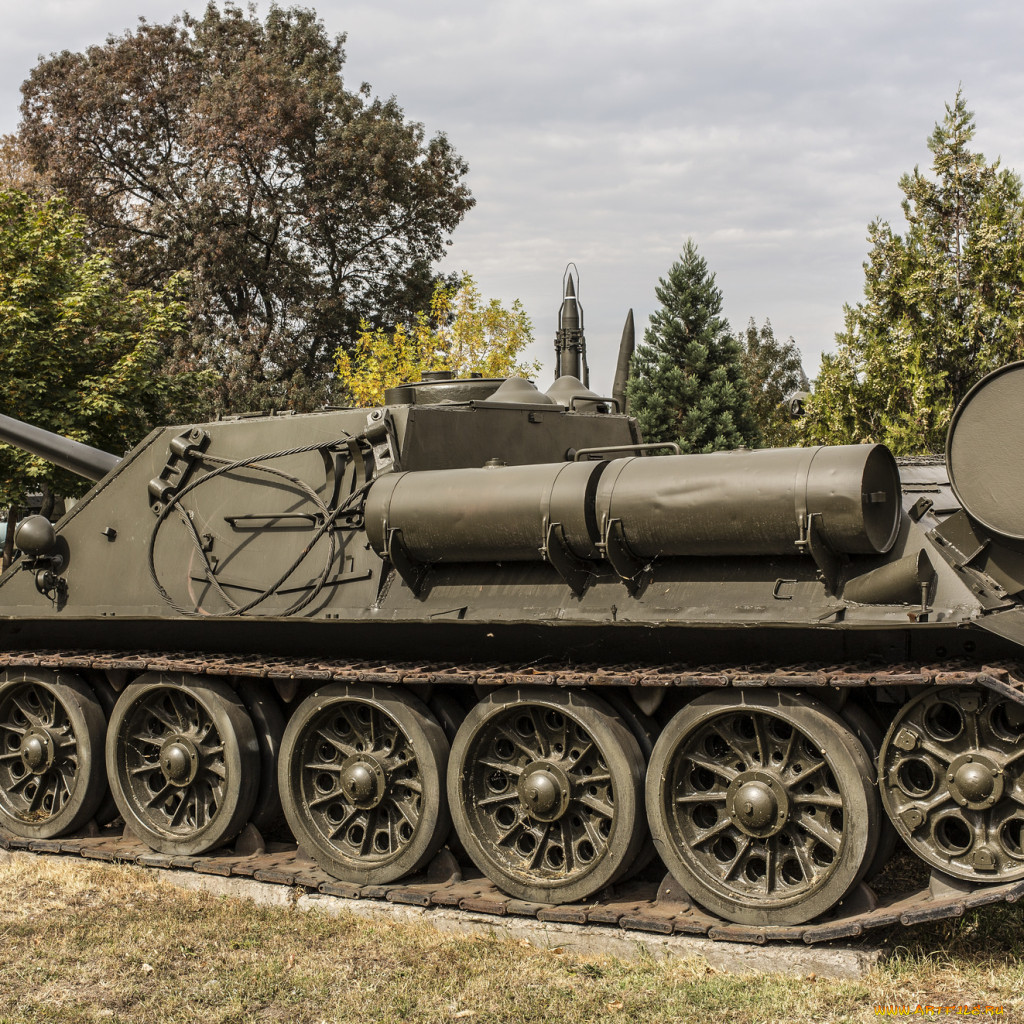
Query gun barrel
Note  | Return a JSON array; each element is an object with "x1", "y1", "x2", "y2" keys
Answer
[{"x1": 0, "y1": 413, "x2": 121, "y2": 482}]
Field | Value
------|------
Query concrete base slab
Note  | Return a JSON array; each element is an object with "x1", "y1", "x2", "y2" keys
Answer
[{"x1": 0, "y1": 850, "x2": 883, "y2": 979}]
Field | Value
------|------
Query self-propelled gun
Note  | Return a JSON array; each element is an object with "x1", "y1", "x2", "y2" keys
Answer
[{"x1": 4, "y1": 282, "x2": 1024, "y2": 933}]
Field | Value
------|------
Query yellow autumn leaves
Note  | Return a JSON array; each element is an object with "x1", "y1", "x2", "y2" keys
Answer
[{"x1": 335, "y1": 274, "x2": 541, "y2": 407}]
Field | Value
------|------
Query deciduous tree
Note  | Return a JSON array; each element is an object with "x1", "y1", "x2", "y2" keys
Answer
[
  {"x1": 18, "y1": 3, "x2": 474, "y2": 413},
  {"x1": 336, "y1": 275, "x2": 538, "y2": 407},
  {"x1": 0, "y1": 189, "x2": 209, "y2": 515},
  {"x1": 0, "y1": 134, "x2": 45, "y2": 191}
]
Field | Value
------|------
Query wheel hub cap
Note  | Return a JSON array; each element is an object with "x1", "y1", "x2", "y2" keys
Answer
[
  {"x1": 948, "y1": 752, "x2": 1003, "y2": 809},
  {"x1": 956, "y1": 764, "x2": 992, "y2": 800},
  {"x1": 518, "y1": 760, "x2": 570, "y2": 822},
  {"x1": 340, "y1": 756, "x2": 386, "y2": 808},
  {"x1": 524, "y1": 771, "x2": 558, "y2": 814},
  {"x1": 21, "y1": 729, "x2": 54, "y2": 773},
  {"x1": 735, "y1": 782, "x2": 775, "y2": 829},
  {"x1": 726, "y1": 770, "x2": 789, "y2": 837},
  {"x1": 160, "y1": 738, "x2": 199, "y2": 786}
]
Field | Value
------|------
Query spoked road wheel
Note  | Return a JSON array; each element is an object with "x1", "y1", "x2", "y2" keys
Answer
[
  {"x1": 278, "y1": 684, "x2": 450, "y2": 884},
  {"x1": 239, "y1": 689, "x2": 286, "y2": 836},
  {"x1": 106, "y1": 674, "x2": 259, "y2": 855},
  {"x1": 647, "y1": 690, "x2": 880, "y2": 926},
  {"x1": 448, "y1": 687, "x2": 646, "y2": 904},
  {"x1": 840, "y1": 698, "x2": 898, "y2": 882},
  {"x1": 0, "y1": 669, "x2": 107, "y2": 839},
  {"x1": 879, "y1": 686, "x2": 1024, "y2": 882},
  {"x1": 601, "y1": 690, "x2": 659, "y2": 878}
]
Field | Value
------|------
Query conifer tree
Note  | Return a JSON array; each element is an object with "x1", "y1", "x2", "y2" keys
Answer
[
  {"x1": 803, "y1": 91, "x2": 1024, "y2": 454},
  {"x1": 627, "y1": 241, "x2": 756, "y2": 453},
  {"x1": 738, "y1": 318, "x2": 808, "y2": 447}
]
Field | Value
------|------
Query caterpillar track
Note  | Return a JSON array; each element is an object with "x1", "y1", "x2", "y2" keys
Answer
[
  {"x1": 3, "y1": 649, "x2": 1024, "y2": 944},
  {"x1": 6, "y1": 823, "x2": 1024, "y2": 947}
]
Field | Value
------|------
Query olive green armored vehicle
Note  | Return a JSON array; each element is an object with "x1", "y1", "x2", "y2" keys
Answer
[{"x1": 4, "y1": 278, "x2": 1024, "y2": 933}]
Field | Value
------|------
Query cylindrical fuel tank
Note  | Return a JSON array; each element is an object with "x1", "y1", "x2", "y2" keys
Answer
[
  {"x1": 595, "y1": 445, "x2": 900, "y2": 557},
  {"x1": 364, "y1": 444, "x2": 901, "y2": 566},
  {"x1": 365, "y1": 461, "x2": 601, "y2": 562}
]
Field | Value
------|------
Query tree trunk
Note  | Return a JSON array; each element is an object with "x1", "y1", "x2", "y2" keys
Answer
[
  {"x1": 2, "y1": 507, "x2": 18, "y2": 571},
  {"x1": 40, "y1": 484, "x2": 55, "y2": 521}
]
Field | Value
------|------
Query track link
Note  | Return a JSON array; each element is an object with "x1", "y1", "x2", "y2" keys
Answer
[
  {"x1": 3, "y1": 648, "x2": 1024, "y2": 945},
  {"x1": 4, "y1": 828, "x2": 1024, "y2": 946},
  {"x1": 1, "y1": 649, "x2": 1021, "y2": 698}
]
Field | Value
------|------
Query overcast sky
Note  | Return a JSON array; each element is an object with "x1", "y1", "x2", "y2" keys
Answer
[{"x1": 4, "y1": 0, "x2": 1024, "y2": 390}]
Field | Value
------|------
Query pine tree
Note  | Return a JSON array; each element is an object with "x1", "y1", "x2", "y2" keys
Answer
[
  {"x1": 738, "y1": 319, "x2": 809, "y2": 447},
  {"x1": 627, "y1": 241, "x2": 756, "y2": 453},
  {"x1": 803, "y1": 91, "x2": 1024, "y2": 454}
]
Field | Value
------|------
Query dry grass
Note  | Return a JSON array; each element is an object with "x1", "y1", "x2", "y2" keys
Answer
[{"x1": 0, "y1": 854, "x2": 1022, "y2": 1024}]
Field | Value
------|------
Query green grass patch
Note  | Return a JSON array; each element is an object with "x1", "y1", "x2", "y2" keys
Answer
[{"x1": 0, "y1": 855, "x2": 1021, "y2": 1023}]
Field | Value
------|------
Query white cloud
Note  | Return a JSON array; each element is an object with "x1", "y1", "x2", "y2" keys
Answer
[{"x1": 3, "y1": 0, "x2": 1024, "y2": 386}]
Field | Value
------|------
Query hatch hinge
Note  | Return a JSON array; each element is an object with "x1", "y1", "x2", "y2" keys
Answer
[
  {"x1": 364, "y1": 410, "x2": 400, "y2": 475},
  {"x1": 148, "y1": 427, "x2": 210, "y2": 515}
]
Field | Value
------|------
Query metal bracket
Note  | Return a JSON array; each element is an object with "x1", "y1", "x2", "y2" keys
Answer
[
  {"x1": 384, "y1": 526, "x2": 427, "y2": 596},
  {"x1": 599, "y1": 517, "x2": 651, "y2": 595},
  {"x1": 16, "y1": 537, "x2": 68, "y2": 603},
  {"x1": 148, "y1": 427, "x2": 210, "y2": 514},
  {"x1": 795, "y1": 512, "x2": 844, "y2": 595},
  {"x1": 909, "y1": 496, "x2": 935, "y2": 522},
  {"x1": 540, "y1": 520, "x2": 593, "y2": 596},
  {"x1": 365, "y1": 410, "x2": 400, "y2": 475},
  {"x1": 32, "y1": 565, "x2": 67, "y2": 602},
  {"x1": 928, "y1": 509, "x2": 991, "y2": 568},
  {"x1": 573, "y1": 442, "x2": 679, "y2": 462},
  {"x1": 568, "y1": 395, "x2": 621, "y2": 413},
  {"x1": 320, "y1": 435, "x2": 369, "y2": 508}
]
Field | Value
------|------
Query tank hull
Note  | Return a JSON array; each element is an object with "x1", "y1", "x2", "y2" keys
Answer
[
  {"x1": 4, "y1": 366, "x2": 1024, "y2": 931},
  {"x1": 0, "y1": 613, "x2": 1015, "y2": 665}
]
